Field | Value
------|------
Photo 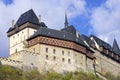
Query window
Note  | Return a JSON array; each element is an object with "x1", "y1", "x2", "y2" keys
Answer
[
  {"x1": 62, "y1": 51, "x2": 64, "y2": 55},
  {"x1": 53, "y1": 49, "x2": 56, "y2": 54},
  {"x1": 81, "y1": 56, "x2": 83, "y2": 59},
  {"x1": 15, "y1": 49, "x2": 17, "y2": 53},
  {"x1": 62, "y1": 58, "x2": 65, "y2": 62},
  {"x1": 68, "y1": 51, "x2": 70, "y2": 56},
  {"x1": 46, "y1": 48, "x2": 48, "y2": 53},
  {"x1": 68, "y1": 59, "x2": 71, "y2": 64},
  {"x1": 46, "y1": 55, "x2": 48, "y2": 60},
  {"x1": 17, "y1": 34, "x2": 19, "y2": 36},
  {"x1": 53, "y1": 56, "x2": 56, "y2": 61},
  {"x1": 75, "y1": 53, "x2": 77, "y2": 56},
  {"x1": 33, "y1": 48, "x2": 35, "y2": 52}
]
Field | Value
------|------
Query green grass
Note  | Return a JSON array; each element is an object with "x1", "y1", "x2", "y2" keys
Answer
[{"x1": 0, "y1": 65, "x2": 119, "y2": 80}]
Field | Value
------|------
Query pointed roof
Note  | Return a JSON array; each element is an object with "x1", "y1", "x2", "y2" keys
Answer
[
  {"x1": 90, "y1": 35, "x2": 113, "y2": 51},
  {"x1": 15, "y1": 9, "x2": 39, "y2": 27},
  {"x1": 64, "y1": 13, "x2": 68, "y2": 28},
  {"x1": 7, "y1": 9, "x2": 40, "y2": 33},
  {"x1": 81, "y1": 34, "x2": 95, "y2": 47},
  {"x1": 113, "y1": 39, "x2": 120, "y2": 54},
  {"x1": 61, "y1": 25, "x2": 76, "y2": 35}
]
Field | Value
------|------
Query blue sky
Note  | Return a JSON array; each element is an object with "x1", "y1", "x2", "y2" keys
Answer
[
  {"x1": 0, "y1": 0, "x2": 13, "y2": 5},
  {"x1": 0, "y1": 0, "x2": 120, "y2": 57}
]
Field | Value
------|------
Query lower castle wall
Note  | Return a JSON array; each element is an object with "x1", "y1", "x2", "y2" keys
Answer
[
  {"x1": 1, "y1": 47, "x2": 120, "y2": 76},
  {"x1": 93, "y1": 49, "x2": 120, "y2": 76},
  {"x1": 28, "y1": 43, "x2": 94, "y2": 73}
]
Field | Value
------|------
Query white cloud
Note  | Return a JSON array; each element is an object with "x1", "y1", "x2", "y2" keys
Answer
[
  {"x1": 90, "y1": 0, "x2": 120, "y2": 46},
  {"x1": 0, "y1": 0, "x2": 86, "y2": 56}
]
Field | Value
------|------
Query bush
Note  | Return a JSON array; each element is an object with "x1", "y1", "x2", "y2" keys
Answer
[{"x1": 0, "y1": 65, "x2": 23, "y2": 80}]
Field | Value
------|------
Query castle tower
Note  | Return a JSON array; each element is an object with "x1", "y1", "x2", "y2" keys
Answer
[{"x1": 7, "y1": 9, "x2": 40, "y2": 55}]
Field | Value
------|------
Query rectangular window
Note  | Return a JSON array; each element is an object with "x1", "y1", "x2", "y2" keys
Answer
[
  {"x1": 62, "y1": 58, "x2": 65, "y2": 62},
  {"x1": 68, "y1": 51, "x2": 70, "y2": 56},
  {"x1": 15, "y1": 49, "x2": 17, "y2": 53},
  {"x1": 53, "y1": 49, "x2": 56, "y2": 54},
  {"x1": 46, "y1": 55, "x2": 48, "y2": 60},
  {"x1": 68, "y1": 59, "x2": 71, "y2": 64},
  {"x1": 17, "y1": 34, "x2": 19, "y2": 36},
  {"x1": 33, "y1": 48, "x2": 35, "y2": 52},
  {"x1": 46, "y1": 48, "x2": 48, "y2": 53},
  {"x1": 75, "y1": 53, "x2": 77, "y2": 56},
  {"x1": 53, "y1": 56, "x2": 56, "y2": 61},
  {"x1": 81, "y1": 56, "x2": 83, "y2": 59},
  {"x1": 62, "y1": 51, "x2": 64, "y2": 55}
]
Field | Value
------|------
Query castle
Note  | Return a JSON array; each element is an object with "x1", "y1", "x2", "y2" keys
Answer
[{"x1": 0, "y1": 9, "x2": 120, "y2": 76}]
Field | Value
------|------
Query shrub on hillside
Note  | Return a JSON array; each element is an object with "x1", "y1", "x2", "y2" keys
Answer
[{"x1": 0, "y1": 65, "x2": 22, "y2": 80}]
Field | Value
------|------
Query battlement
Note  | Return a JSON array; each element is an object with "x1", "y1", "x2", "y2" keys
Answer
[
  {"x1": 0, "y1": 50, "x2": 39, "y2": 70},
  {"x1": 0, "y1": 57, "x2": 22, "y2": 63}
]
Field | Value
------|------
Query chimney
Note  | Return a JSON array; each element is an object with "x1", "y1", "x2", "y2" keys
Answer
[
  {"x1": 12, "y1": 20, "x2": 14, "y2": 28},
  {"x1": 76, "y1": 31, "x2": 79, "y2": 38},
  {"x1": 38, "y1": 15, "x2": 41, "y2": 23}
]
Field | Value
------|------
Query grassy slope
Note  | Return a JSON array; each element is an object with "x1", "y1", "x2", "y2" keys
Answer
[{"x1": 0, "y1": 65, "x2": 119, "y2": 80}]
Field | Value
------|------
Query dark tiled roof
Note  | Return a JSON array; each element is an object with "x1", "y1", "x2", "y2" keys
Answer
[
  {"x1": 90, "y1": 35, "x2": 113, "y2": 51},
  {"x1": 7, "y1": 27, "x2": 14, "y2": 33},
  {"x1": 28, "y1": 27, "x2": 86, "y2": 47},
  {"x1": 113, "y1": 39, "x2": 120, "y2": 54},
  {"x1": 61, "y1": 25, "x2": 77, "y2": 35},
  {"x1": 7, "y1": 9, "x2": 39, "y2": 33},
  {"x1": 81, "y1": 34, "x2": 94, "y2": 47},
  {"x1": 80, "y1": 35, "x2": 95, "y2": 52},
  {"x1": 15, "y1": 9, "x2": 39, "y2": 26}
]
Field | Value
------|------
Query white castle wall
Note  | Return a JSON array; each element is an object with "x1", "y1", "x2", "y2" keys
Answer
[{"x1": 9, "y1": 26, "x2": 37, "y2": 55}]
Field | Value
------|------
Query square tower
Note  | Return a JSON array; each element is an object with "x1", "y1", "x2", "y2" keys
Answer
[{"x1": 7, "y1": 9, "x2": 40, "y2": 55}]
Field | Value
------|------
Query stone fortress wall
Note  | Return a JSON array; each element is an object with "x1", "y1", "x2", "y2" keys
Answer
[
  {"x1": 93, "y1": 49, "x2": 120, "y2": 76},
  {"x1": 0, "y1": 9, "x2": 120, "y2": 77}
]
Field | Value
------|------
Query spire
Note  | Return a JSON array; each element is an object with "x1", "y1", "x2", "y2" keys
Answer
[
  {"x1": 113, "y1": 38, "x2": 120, "y2": 54},
  {"x1": 64, "y1": 12, "x2": 68, "y2": 28}
]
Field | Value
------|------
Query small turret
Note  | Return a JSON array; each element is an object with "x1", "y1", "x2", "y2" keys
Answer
[
  {"x1": 38, "y1": 15, "x2": 41, "y2": 23},
  {"x1": 12, "y1": 20, "x2": 14, "y2": 28}
]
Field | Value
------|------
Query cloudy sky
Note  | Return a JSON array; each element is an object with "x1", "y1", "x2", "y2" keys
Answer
[{"x1": 0, "y1": 0, "x2": 120, "y2": 57}]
